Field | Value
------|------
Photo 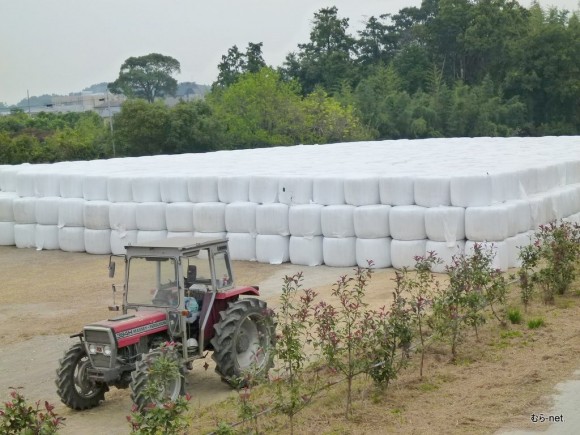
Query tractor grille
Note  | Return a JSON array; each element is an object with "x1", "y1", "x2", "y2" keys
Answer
[
  {"x1": 91, "y1": 354, "x2": 112, "y2": 368},
  {"x1": 84, "y1": 328, "x2": 111, "y2": 344},
  {"x1": 84, "y1": 327, "x2": 114, "y2": 369}
]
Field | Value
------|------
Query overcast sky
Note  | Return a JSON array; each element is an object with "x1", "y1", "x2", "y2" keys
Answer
[{"x1": 1, "y1": 0, "x2": 577, "y2": 105}]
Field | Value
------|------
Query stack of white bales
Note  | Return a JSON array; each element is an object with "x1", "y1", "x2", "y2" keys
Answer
[{"x1": 1, "y1": 137, "x2": 580, "y2": 272}]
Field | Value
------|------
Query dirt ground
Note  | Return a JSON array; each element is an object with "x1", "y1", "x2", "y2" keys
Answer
[{"x1": 1, "y1": 245, "x2": 580, "y2": 434}]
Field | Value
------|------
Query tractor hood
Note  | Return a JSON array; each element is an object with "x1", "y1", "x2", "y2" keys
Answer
[{"x1": 87, "y1": 311, "x2": 168, "y2": 347}]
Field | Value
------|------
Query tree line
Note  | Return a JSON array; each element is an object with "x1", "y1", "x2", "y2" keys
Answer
[{"x1": 1, "y1": 1, "x2": 578, "y2": 164}]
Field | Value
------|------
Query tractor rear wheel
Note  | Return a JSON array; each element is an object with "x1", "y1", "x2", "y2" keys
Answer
[
  {"x1": 55, "y1": 342, "x2": 107, "y2": 410},
  {"x1": 211, "y1": 298, "x2": 275, "y2": 386},
  {"x1": 130, "y1": 346, "x2": 185, "y2": 411}
]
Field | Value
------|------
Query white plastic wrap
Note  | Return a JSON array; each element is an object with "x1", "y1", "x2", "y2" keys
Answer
[
  {"x1": 464, "y1": 241, "x2": 508, "y2": 272},
  {"x1": 136, "y1": 202, "x2": 167, "y2": 231},
  {"x1": 0, "y1": 193, "x2": 16, "y2": 221},
  {"x1": 166, "y1": 202, "x2": 194, "y2": 232},
  {"x1": 288, "y1": 204, "x2": 323, "y2": 237},
  {"x1": 536, "y1": 164, "x2": 563, "y2": 193},
  {"x1": 107, "y1": 176, "x2": 134, "y2": 203},
  {"x1": 192, "y1": 231, "x2": 227, "y2": 244},
  {"x1": 187, "y1": 176, "x2": 219, "y2": 203},
  {"x1": 289, "y1": 236, "x2": 324, "y2": 266},
  {"x1": 491, "y1": 172, "x2": 520, "y2": 203},
  {"x1": 353, "y1": 205, "x2": 390, "y2": 239},
  {"x1": 0, "y1": 165, "x2": 20, "y2": 192},
  {"x1": 321, "y1": 205, "x2": 355, "y2": 238},
  {"x1": 160, "y1": 176, "x2": 189, "y2": 203},
  {"x1": 227, "y1": 232, "x2": 257, "y2": 261},
  {"x1": 450, "y1": 174, "x2": 492, "y2": 207},
  {"x1": 425, "y1": 240, "x2": 465, "y2": 273},
  {"x1": 256, "y1": 203, "x2": 289, "y2": 236},
  {"x1": 505, "y1": 200, "x2": 532, "y2": 236},
  {"x1": 278, "y1": 177, "x2": 313, "y2": 205},
  {"x1": 313, "y1": 177, "x2": 345, "y2": 205},
  {"x1": 132, "y1": 176, "x2": 161, "y2": 203},
  {"x1": 249, "y1": 176, "x2": 278, "y2": 204},
  {"x1": 14, "y1": 224, "x2": 36, "y2": 248},
  {"x1": 389, "y1": 205, "x2": 426, "y2": 241},
  {"x1": 506, "y1": 233, "x2": 531, "y2": 268},
  {"x1": 58, "y1": 227, "x2": 86, "y2": 252},
  {"x1": 85, "y1": 229, "x2": 112, "y2": 254},
  {"x1": 465, "y1": 205, "x2": 510, "y2": 242},
  {"x1": 167, "y1": 231, "x2": 194, "y2": 238},
  {"x1": 424, "y1": 206, "x2": 465, "y2": 245},
  {"x1": 35, "y1": 224, "x2": 59, "y2": 250},
  {"x1": 35, "y1": 197, "x2": 61, "y2": 225},
  {"x1": 137, "y1": 230, "x2": 168, "y2": 244},
  {"x1": 34, "y1": 172, "x2": 60, "y2": 197},
  {"x1": 13, "y1": 197, "x2": 37, "y2": 224},
  {"x1": 15, "y1": 172, "x2": 36, "y2": 197},
  {"x1": 109, "y1": 202, "x2": 138, "y2": 231},
  {"x1": 390, "y1": 239, "x2": 427, "y2": 270},
  {"x1": 566, "y1": 161, "x2": 580, "y2": 184},
  {"x1": 225, "y1": 202, "x2": 257, "y2": 233},
  {"x1": 344, "y1": 176, "x2": 380, "y2": 206},
  {"x1": 322, "y1": 237, "x2": 357, "y2": 267},
  {"x1": 256, "y1": 235, "x2": 290, "y2": 264},
  {"x1": 110, "y1": 229, "x2": 138, "y2": 254},
  {"x1": 218, "y1": 176, "x2": 250, "y2": 203},
  {"x1": 58, "y1": 198, "x2": 85, "y2": 228},
  {"x1": 0, "y1": 222, "x2": 15, "y2": 245},
  {"x1": 379, "y1": 176, "x2": 414, "y2": 206},
  {"x1": 59, "y1": 173, "x2": 84, "y2": 198},
  {"x1": 414, "y1": 177, "x2": 451, "y2": 207},
  {"x1": 193, "y1": 203, "x2": 226, "y2": 233},
  {"x1": 356, "y1": 238, "x2": 392, "y2": 268},
  {"x1": 84, "y1": 201, "x2": 111, "y2": 230},
  {"x1": 552, "y1": 186, "x2": 580, "y2": 220},
  {"x1": 528, "y1": 194, "x2": 554, "y2": 229},
  {"x1": 83, "y1": 174, "x2": 109, "y2": 201}
]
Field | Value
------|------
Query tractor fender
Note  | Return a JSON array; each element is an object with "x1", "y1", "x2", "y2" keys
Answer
[{"x1": 215, "y1": 286, "x2": 260, "y2": 300}]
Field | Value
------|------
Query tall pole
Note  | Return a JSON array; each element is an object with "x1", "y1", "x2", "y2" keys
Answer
[
  {"x1": 27, "y1": 90, "x2": 31, "y2": 115},
  {"x1": 106, "y1": 90, "x2": 115, "y2": 157}
]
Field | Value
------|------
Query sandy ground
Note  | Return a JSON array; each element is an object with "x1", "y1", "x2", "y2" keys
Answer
[{"x1": 1, "y1": 245, "x2": 580, "y2": 434}]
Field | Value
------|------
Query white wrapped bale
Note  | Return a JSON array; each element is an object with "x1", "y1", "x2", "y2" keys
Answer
[
  {"x1": 188, "y1": 176, "x2": 219, "y2": 203},
  {"x1": 192, "y1": 231, "x2": 227, "y2": 244},
  {"x1": 552, "y1": 186, "x2": 580, "y2": 220},
  {"x1": 166, "y1": 202, "x2": 194, "y2": 232},
  {"x1": 313, "y1": 177, "x2": 345, "y2": 205},
  {"x1": 35, "y1": 224, "x2": 59, "y2": 250},
  {"x1": 0, "y1": 193, "x2": 16, "y2": 221},
  {"x1": 16, "y1": 172, "x2": 36, "y2": 197},
  {"x1": 58, "y1": 227, "x2": 86, "y2": 252},
  {"x1": 83, "y1": 175, "x2": 109, "y2": 201},
  {"x1": 110, "y1": 229, "x2": 138, "y2": 254},
  {"x1": 563, "y1": 212, "x2": 580, "y2": 224},
  {"x1": 566, "y1": 161, "x2": 580, "y2": 184},
  {"x1": 356, "y1": 238, "x2": 392, "y2": 268},
  {"x1": 160, "y1": 176, "x2": 189, "y2": 203},
  {"x1": 289, "y1": 236, "x2": 324, "y2": 266},
  {"x1": 450, "y1": 174, "x2": 492, "y2": 207},
  {"x1": 58, "y1": 198, "x2": 85, "y2": 228},
  {"x1": 529, "y1": 194, "x2": 555, "y2": 229},
  {"x1": 132, "y1": 176, "x2": 161, "y2": 203},
  {"x1": 225, "y1": 202, "x2": 257, "y2": 233},
  {"x1": 289, "y1": 204, "x2": 323, "y2": 237},
  {"x1": 278, "y1": 177, "x2": 313, "y2": 205},
  {"x1": 35, "y1": 197, "x2": 60, "y2": 225},
  {"x1": 390, "y1": 205, "x2": 426, "y2": 241},
  {"x1": 505, "y1": 200, "x2": 532, "y2": 236},
  {"x1": 13, "y1": 197, "x2": 37, "y2": 224},
  {"x1": 136, "y1": 202, "x2": 167, "y2": 231},
  {"x1": 465, "y1": 205, "x2": 510, "y2": 242},
  {"x1": 218, "y1": 176, "x2": 250, "y2": 203},
  {"x1": 107, "y1": 176, "x2": 134, "y2": 203},
  {"x1": 506, "y1": 233, "x2": 532, "y2": 268},
  {"x1": 256, "y1": 203, "x2": 289, "y2": 236},
  {"x1": 344, "y1": 176, "x2": 380, "y2": 206},
  {"x1": 14, "y1": 224, "x2": 36, "y2": 248},
  {"x1": 465, "y1": 241, "x2": 509, "y2": 272},
  {"x1": 0, "y1": 222, "x2": 15, "y2": 245},
  {"x1": 323, "y1": 237, "x2": 357, "y2": 267},
  {"x1": 227, "y1": 233, "x2": 257, "y2": 261},
  {"x1": 256, "y1": 235, "x2": 290, "y2": 264},
  {"x1": 537, "y1": 164, "x2": 564, "y2": 193},
  {"x1": 34, "y1": 172, "x2": 60, "y2": 197},
  {"x1": 109, "y1": 202, "x2": 138, "y2": 231},
  {"x1": 491, "y1": 172, "x2": 521, "y2": 203},
  {"x1": 84, "y1": 201, "x2": 111, "y2": 230},
  {"x1": 354, "y1": 205, "x2": 390, "y2": 239},
  {"x1": 425, "y1": 240, "x2": 465, "y2": 273},
  {"x1": 85, "y1": 229, "x2": 112, "y2": 254},
  {"x1": 59, "y1": 173, "x2": 84, "y2": 198},
  {"x1": 249, "y1": 176, "x2": 278, "y2": 204},
  {"x1": 193, "y1": 203, "x2": 226, "y2": 233},
  {"x1": 379, "y1": 176, "x2": 414, "y2": 206},
  {"x1": 137, "y1": 230, "x2": 168, "y2": 244},
  {"x1": 424, "y1": 206, "x2": 465, "y2": 244},
  {"x1": 391, "y1": 239, "x2": 427, "y2": 270},
  {"x1": 0, "y1": 165, "x2": 20, "y2": 192},
  {"x1": 167, "y1": 231, "x2": 194, "y2": 238},
  {"x1": 321, "y1": 205, "x2": 355, "y2": 238},
  {"x1": 414, "y1": 177, "x2": 451, "y2": 207}
]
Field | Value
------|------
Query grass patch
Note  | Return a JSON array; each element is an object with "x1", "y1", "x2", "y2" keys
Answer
[
  {"x1": 528, "y1": 318, "x2": 545, "y2": 329},
  {"x1": 418, "y1": 382, "x2": 440, "y2": 392},
  {"x1": 500, "y1": 330, "x2": 522, "y2": 340},
  {"x1": 507, "y1": 307, "x2": 522, "y2": 324}
]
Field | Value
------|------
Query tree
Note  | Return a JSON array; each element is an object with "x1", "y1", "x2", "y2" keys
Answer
[
  {"x1": 214, "y1": 42, "x2": 266, "y2": 88},
  {"x1": 109, "y1": 53, "x2": 181, "y2": 102}
]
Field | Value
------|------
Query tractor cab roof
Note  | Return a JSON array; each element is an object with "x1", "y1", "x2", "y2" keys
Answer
[{"x1": 124, "y1": 237, "x2": 229, "y2": 259}]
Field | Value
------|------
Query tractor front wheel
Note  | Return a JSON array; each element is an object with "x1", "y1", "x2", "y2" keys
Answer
[
  {"x1": 55, "y1": 342, "x2": 107, "y2": 410},
  {"x1": 211, "y1": 298, "x2": 275, "y2": 386}
]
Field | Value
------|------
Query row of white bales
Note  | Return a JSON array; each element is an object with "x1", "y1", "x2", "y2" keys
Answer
[{"x1": 1, "y1": 137, "x2": 580, "y2": 272}]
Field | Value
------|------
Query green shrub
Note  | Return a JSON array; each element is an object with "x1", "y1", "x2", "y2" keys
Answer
[
  {"x1": 507, "y1": 307, "x2": 522, "y2": 324},
  {"x1": 0, "y1": 388, "x2": 64, "y2": 435},
  {"x1": 527, "y1": 318, "x2": 545, "y2": 329}
]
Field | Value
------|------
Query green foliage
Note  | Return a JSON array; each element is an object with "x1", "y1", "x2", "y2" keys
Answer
[
  {"x1": 109, "y1": 53, "x2": 180, "y2": 103},
  {"x1": 214, "y1": 42, "x2": 267, "y2": 88},
  {"x1": 0, "y1": 388, "x2": 65, "y2": 434},
  {"x1": 507, "y1": 307, "x2": 522, "y2": 325},
  {"x1": 527, "y1": 318, "x2": 545, "y2": 329}
]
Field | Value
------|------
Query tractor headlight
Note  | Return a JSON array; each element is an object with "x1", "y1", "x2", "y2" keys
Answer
[
  {"x1": 103, "y1": 345, "x2": 112, "y2": 356},
  {"x1": 88, "y1": 344, "x2": 97, "y2": 354}
]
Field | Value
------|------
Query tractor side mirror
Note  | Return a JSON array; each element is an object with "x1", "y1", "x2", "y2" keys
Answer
[{"x1": 108, "y1": 261, "x2": 116, "y2": 278}]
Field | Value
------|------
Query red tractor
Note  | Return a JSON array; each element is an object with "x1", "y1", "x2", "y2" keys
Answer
[{"x1": 55, "y1": 237, "x2": 275, "y2": 410}]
